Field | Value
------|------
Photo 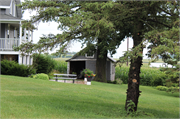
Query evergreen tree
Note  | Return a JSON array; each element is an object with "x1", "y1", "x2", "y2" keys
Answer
[
  {"x1": 18, "y1": 1, "x2": 125, "y2": 82},
  {"x1": 113, "y1": 1, "x2": 179, "y2": 112},
  {"x1": 17, "y1": 0, "x2": 179, "y2": 112}
]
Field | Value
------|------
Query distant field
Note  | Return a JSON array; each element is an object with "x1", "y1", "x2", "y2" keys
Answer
[{"x1": 53, "y1": 58, "x2": 69, "y2": 61}]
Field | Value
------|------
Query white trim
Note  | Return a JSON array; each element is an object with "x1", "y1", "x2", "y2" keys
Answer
[
  {"x1": 10, "y1": 0, "x2": 13, "y2": 15},
  {"x1": 0, "y1": 51, "x2": 19, "y2": 55},
  {"x1": 31, "y1": 31, "x2": 33, "y2": 41},
  {"x1": 24, "y1": 28, "x2": 26, "y2": 41},
  {"x1": 13, "y1": 0, "x2": 16, "y2": 17},
  {"x1": 68, "y1": 59, "x2": 96, "y2": 61},
  {"x1": 85, "y1": 53, "x2": 94, "y2": 58},
  {"x1": 0, "y1": 6, "x2": 10, "y2": 9},
  {"x1": 19, "y1": 21, "x2": 22, "y2": 45},
  {"x1": 0, "y1": 19, "x2": 22, "y2": 22},
  {"x1": 28, "y1": 30, "x2": 30, "y2": 41},
  {"x1": 18, "y1": 54, "x2": 22, "y2": 64}
]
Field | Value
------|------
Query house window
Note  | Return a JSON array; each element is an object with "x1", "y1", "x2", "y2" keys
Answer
[{"x1": 1, "y1": 9, "x2": 6, "y2": 14}]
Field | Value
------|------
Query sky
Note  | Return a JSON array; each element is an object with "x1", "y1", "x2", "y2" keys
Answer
[{"x1": 22, "y1": 8, "x2": 149, "y2": 59}]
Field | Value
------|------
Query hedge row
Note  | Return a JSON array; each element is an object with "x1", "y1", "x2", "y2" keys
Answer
[
  {"x1": 1, "y1": 60, "x2": 35, "y2": 77},
  {"x1": 115, "y1": 66, "x2": 166, "y2": 86}
]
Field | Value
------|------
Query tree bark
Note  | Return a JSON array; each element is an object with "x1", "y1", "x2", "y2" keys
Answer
[
  {"x1": 94, "y1": 38, "x2": 107, "y2": 82},
  {"x1": 125, "y1": 21, "x2": 143, "y2": 112}
]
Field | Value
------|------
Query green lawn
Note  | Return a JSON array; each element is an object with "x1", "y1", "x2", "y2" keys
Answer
[{"x1": 1, "y1": 75, "x2": 179, "y2": 118}]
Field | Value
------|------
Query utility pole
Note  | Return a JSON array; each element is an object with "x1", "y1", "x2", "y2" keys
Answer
[{"x1": 127, "y1": 37, "x2": 129, "y2": 66}]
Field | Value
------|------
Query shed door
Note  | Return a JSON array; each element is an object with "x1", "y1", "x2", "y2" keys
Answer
[{"x1": 70, "y1": 61, "x2": 85, "y2": 79}]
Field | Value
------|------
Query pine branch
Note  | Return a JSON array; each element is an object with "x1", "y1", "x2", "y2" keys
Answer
[{"x1": 147, "y1": 19, "x2": 172, "y2": 28}]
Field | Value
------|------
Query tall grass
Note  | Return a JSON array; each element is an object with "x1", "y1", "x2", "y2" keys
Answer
[
  {"x1": 115, "y1": 66, "x2": 166, "y2": 86},
  {"x1": 53, "y1": 60, "x2": 67, "y2": 73}
]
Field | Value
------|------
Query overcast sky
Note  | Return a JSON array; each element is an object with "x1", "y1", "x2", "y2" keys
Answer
[{"x1": 22, "y1": 8, "x2": 148, "y2": 59}]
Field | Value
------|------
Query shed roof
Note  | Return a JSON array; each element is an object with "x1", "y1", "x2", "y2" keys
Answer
[{"x1": 66, "y1": 52, "x2": 116, "y2": 63}]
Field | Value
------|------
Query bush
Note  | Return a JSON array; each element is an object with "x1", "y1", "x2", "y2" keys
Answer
[
  {"x1": 33, "y1": 73, "x2": 49, "y2": 80},
  {"x1": 116, "y1": 78, "x2": 123, "y2": 85},
  {"x1": 48, "y1": 69, "x2": 62, "y2": 79},
  {"x1": 1, "y1": 60, "x2": 35, "y2": 77},
  {"x1": 156, "y1": 85, "x2": 179, "y2": 93},
  {"x1": 107, "y1": 78, "x2": 123, "y2": 85},
  {"x1": 33, "y1": 54, "x2": 56, "y2": 74}
]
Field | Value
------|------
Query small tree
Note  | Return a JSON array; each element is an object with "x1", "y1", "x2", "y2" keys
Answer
[{"x1": 33, "y1": 53, "x2": 56, "y2": 74}]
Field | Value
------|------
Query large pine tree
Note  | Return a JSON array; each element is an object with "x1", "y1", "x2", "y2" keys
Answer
[
  {"x1": 112, "y1": 1, "x2": 179, "y2": 111},
  {"x1": 18, "y1": 1, "x2": 125, "y2": 82},
  {"x1": 17, "y1": 0, "x2": 179, "y2": 112}
]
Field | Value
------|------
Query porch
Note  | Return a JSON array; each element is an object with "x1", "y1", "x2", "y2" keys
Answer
[{"x1": 0, "y1": 38, "x2": 19, "y2": 51}]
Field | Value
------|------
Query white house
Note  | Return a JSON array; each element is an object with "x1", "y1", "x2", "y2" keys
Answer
[{"x1": 0, "y1": 0, "x2": 33, "y2": 65}]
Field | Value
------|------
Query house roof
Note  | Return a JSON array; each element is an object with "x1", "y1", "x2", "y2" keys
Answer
[
  {"x1": 0, "y1": 0, "x2": 11, "y2": 6},
  {"x1": 0, "y1": 0, "x2": 22, "y2": 19},
  {"x1": 0, "y1": 14, "x2": 22, "y2": 21}
]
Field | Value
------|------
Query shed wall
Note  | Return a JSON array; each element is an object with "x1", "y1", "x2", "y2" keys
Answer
[
  {"x1": 86, "y1": 60, "x2": 96, "y2": 74},
  {"x1": 106, "y1": 61, "x2": 110, "y2": 81}
]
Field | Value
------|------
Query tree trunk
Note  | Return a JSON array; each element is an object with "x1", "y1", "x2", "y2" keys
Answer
[
  {"x1": 125, "y1": 53, "x2": 142, "y2": 112},
  {"x1": 94, "y1": 38, "x2": 107, "y2": 82},
  {"x1": 125, "y1": 21, "x2": 143, "y2": 112}
]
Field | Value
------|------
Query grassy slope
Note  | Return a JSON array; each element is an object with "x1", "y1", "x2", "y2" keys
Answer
[{"x1": 1, "y1": 75, "x2": 179, "y2": 118}]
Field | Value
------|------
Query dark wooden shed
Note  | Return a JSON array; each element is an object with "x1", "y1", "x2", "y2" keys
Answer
[{"x1": 66, "y1": 52, "x2": 116, "y2": 81}]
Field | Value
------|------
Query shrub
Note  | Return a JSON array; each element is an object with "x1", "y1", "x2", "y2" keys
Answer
[
  {"x1": 48, "y1": 69, "x2": 62, "y2": 79},
  {"x1": 156, "y1": 85, "x2": 179, "y2": 93},
  {"x1": 156, "y1": 86, "x2": 162, "y2": 90},
  {"x1": 1, "y1": 60, "x2": 35, "y2": 77},
  {"x1": 33, "y1": 73, "x2": 49, "y2": 80},
  {"x1": 116, "y1": 78, "x2": 123, "y2": 85},
  {"x1": 33, "y1": 54, "x2": 56, "y2": 74},
  {"x1": 166, "y1": 87, "x2": 179, "y2": 93},
  {"x1": 107, "y1": 78, "x2": 123, "y2": 85}
]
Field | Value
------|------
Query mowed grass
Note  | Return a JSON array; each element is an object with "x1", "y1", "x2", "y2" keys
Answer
[{"x1": 1, "y1": 75, "x2": 179, "y2": 118}]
